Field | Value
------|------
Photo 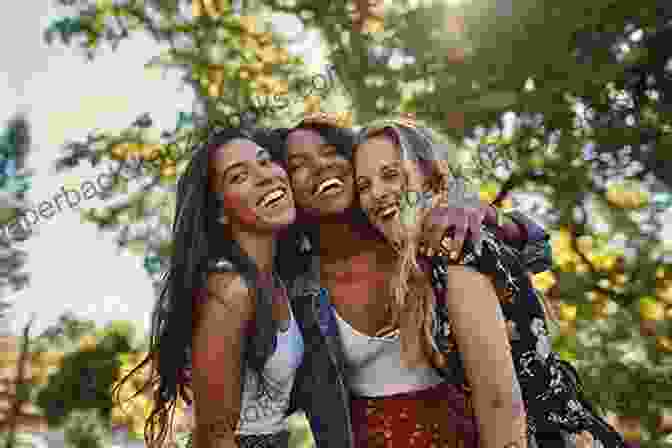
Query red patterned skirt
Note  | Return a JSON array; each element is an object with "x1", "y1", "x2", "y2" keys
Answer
[{"x1": 350, "y1": 382, "x2": 479, "y2": 448}]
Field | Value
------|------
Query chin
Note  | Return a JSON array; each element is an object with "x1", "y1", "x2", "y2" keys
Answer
[
  {"x1": 269, "y1": 208, "x2": 297, "y2": 230},
  {"x1": 375, "y1": 219, "x2": 404, "y2": 245}
]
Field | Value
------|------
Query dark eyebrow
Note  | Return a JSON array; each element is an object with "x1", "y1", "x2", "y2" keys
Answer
[
  {"x1": 289, "y1": 142, "x2": 333, "y2": 159},
  {"x1": 222, "y1": 148, "x2": 269, "y2": 176}
]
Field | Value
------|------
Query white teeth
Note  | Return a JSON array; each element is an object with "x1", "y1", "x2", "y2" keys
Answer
[
  {"x1": 379, "y1": 206, "x2": 398, "y2": 218},
  {"x1": 316, "y1": 178, "x2": 344, "y2": 195},
  {"x1": 262, "y1": 189, "x2": 285, "y2": 207}
]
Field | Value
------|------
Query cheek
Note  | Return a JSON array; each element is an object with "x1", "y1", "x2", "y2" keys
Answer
[
  {"x1": 222, "y1": 192, "x2": 258, "y2": 223},
  {"x1": 270, "y1": 163, "x2": 288, "y2": 180},
  {"x1": 290, "y1": 171, "x2": 311, "y2": 196}
]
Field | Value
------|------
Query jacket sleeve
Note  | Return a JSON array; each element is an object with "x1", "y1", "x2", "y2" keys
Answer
[{"x1": 505, "y1": 210, "x2": 553, "y2": 274}]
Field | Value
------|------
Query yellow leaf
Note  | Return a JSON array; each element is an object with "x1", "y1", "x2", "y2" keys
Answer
[
  {"x1": 362, "y1": 17, "x2": 385, "y2": 34},
  {"x1": 192, "y1": 0, "x2": 203, "y2": 18},
  {"x1": 656, "y1": 285, "x2": 672, "y2": 305},
  {"x1": 531, "y1": 271, "x2": 556, "y2": 292},
  {"x1": 208, "y1": 82, "x2": 221, "y2": 98},
  {"x1": 239, "y1": 15, "x2": 258, "y2": 34},
  {"x1": 303, "y1": 95, "x2": 322, "y2": 114},
  {"x1": 111, "y1": 143, "x2": 129, "y2": 160},
  {"x1": 558, "y1": 303, "x2": 577, "y2": 321},
  {"x1": 141, "y1": 144, "x2": 161, "y2": 161},
  {"x1": 640, "y1": 296, "x2": 665, "y2": 321}
]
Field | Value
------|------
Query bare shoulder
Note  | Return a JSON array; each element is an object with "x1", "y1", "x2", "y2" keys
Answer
[
  {"x1": 444, "y1": 264, "x2": 485, "y2": 279},
  {"x1": 203, "y1": 271, "x2": 254, "y2": 316}
]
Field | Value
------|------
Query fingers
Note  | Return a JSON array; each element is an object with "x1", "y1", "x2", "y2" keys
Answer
[
  {"x1": 440, "y1": 235, "x2": 458, "y2": 261},
  {"x1": 426, "y1": 211, "x2": 450, "y2": 258},
  {"x1": 469, "y1": 207, "x2": 486, "y2": 256},
  {"x1": 449, "y1": 219, "x2": 468, "y2": 260},
  {"x1": 418, "y1": 203, "x2": 491, "y2": 260},
  {"x1": 419, "y1": 206, "x2": 467, "y2": 259}
]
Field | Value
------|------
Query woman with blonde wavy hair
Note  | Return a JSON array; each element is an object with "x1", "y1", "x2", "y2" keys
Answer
[{"x1": 353, "y1": 116, "x2": 626, "y2": 448}]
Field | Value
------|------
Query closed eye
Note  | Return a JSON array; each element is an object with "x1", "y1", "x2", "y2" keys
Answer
[{"x1": 229, "y1": 171, "x2": 248, "y2": 184}]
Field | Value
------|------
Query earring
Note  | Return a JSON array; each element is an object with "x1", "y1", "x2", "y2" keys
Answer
[
  {"x1": 298, "y1": 234, "x2": 312, "y2": 254},
  {"x1": 218, "y1": 215, "x2": 229, "y2": 225}
]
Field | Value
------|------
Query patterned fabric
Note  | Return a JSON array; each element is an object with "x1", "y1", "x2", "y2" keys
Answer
[
  {"x1": 350, "y1": 382, "x2": 479, "y2": 448},
  {"x1": 428, "y1": 226, "x2": 625, "y2": 448},
  {"x1": 238, "y1": 431, "x2": 290, "y2": 448},
  {"x1": 184, "y1": 431, "x2": 290, "y2": 448}
]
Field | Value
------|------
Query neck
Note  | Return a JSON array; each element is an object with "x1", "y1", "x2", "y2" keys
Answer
[
  {"x1": 312, "y1": 209, "x2": 387, "y2": 262},
  {"x1": 232, "y1": 229, "x2": 277, "y2": 275}
]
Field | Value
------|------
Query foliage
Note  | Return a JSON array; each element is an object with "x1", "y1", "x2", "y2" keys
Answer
[
  {"x1": 42, "y1": 0, "x2": 672, "y2": 445},
  {"x1": 0, "y1": 114, "x2": 34, "y2": 303},
  {"x1": 33, "y1": 315, "x2": 137, "y2": 428},
  {"x1": 63, "y1": 409, "x2": 108, "y2": 448}
]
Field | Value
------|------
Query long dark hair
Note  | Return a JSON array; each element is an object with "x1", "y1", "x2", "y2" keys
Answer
[{"x1": 113, "y1": 127, "x2": 287, "y2": 448}]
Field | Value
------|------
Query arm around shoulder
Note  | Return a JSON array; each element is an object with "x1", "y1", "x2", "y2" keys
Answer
[{"x1": 191, "y1": 272, "x2": 253, "y2": 448}]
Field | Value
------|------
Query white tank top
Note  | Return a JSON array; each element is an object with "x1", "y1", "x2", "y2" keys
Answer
[
  {"x1": 334, "y1": 309, "x2": 443, "y2": 397},
  {"x1": 237, "y1": 304, "x2": 304, "y2": 435}
]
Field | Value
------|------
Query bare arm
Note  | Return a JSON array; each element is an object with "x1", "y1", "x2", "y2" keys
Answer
[
  {"x1": 191, "y1": 273, "x2": 253, "y2": 448},
  {"x1": 442, "y1": 266, "x2": 527, "y2": 448}
]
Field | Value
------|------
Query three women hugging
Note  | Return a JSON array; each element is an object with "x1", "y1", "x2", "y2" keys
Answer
[{"x1": 115, "y1": 113, "x2": 626, "y2": 448}]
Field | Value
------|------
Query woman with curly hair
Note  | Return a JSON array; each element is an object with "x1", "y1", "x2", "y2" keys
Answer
[
  {"x1": 351, "y1": 117, "x2": 626, "y2": 447},
  {"x1": 114, "y1": 127, "x2": 309, "y2": 448}
]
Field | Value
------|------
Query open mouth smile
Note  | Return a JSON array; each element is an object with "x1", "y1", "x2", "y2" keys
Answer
[
  {"x1": 374, "y1": 203, "x2": 399, "y2": 221},
  {"x1": 258, "y1": 187, "x2": 288, "y2": 208},
  {"x1": 314, "y1": 178, "x2": 345, "y2": 197}
]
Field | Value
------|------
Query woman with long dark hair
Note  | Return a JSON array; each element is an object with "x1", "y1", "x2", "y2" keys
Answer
[
  {"x1": 114, "y1": 127, "x2": 309, "y2": 448},
  {"x1": 350, "y1": 116, "x2": 626, "y2": 447}
]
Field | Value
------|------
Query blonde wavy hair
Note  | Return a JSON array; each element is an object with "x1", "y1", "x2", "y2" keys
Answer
[{"x1": 356, "y1": 117, "x2": 478, "y2": 368}]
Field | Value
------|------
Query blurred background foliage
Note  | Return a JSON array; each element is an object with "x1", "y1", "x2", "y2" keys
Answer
[{"x1": 25, "y1": 0, "x2": 672, "y2": 446}]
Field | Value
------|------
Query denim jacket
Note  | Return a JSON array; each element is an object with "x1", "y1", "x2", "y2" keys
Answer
[{"x1": 286, "y1": 255, "x2": 355, "y2": 448}]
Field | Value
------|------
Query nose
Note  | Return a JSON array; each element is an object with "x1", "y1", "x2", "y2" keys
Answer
[
  {"x1": 315, "y1": 154, "x2": 337, "y2": 173},
  {"x1": 370, "y1": 179, "x2": 388, "y2": 201},
  {"x1": 252, "y1": 163, "x2": 276, "y2": 187}
]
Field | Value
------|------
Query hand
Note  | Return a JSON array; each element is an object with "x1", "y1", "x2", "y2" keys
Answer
[{"x1": 419, "y1": 201, "x2": 491, "y2": 259}]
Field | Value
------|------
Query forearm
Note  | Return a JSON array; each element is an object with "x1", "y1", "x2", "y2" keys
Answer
[{"x1": 470, "y1": 374, "x2": 527, "y2": 448}]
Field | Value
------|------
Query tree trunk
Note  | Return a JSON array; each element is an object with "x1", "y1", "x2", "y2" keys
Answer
[{"x1": 5, "y1": 314, "x2": 35, "y2": 448}]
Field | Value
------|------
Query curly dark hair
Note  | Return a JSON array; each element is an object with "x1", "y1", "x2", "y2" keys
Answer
[{"x1": 113, "y1": 127, "x2": 289, "y2": 448}]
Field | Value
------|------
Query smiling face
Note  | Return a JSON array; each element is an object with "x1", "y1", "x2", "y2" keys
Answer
[
  {"x1": 209, "y1": 138, "x2": 295, "y2": 233},
  {"x1": 284, "y1": 128, "x2": 355, "y2": 217},
  {"x1": 354, "y1": 134, "x2": 408, "y2": 239}
]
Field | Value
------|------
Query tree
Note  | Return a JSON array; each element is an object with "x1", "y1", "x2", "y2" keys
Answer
[
  {"x1": 42, "y1": 0, "x2": 672, "y2": 446},
  {"x1": 0, "y1": 114, "x2": 34, "y2": 316},
  {"x1": 34, "y1": 315, "x2": 136, "y2": 429},
  {"x1": 4, "y1": 316, "x2": 35, "y2": 448},
  {"x1": 63, "y1": 409, "x2": 107, "y2": 448}
]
